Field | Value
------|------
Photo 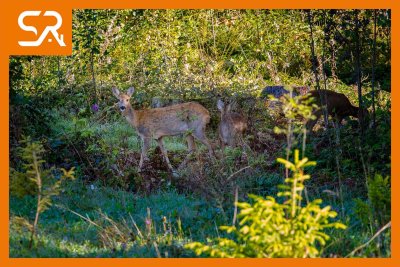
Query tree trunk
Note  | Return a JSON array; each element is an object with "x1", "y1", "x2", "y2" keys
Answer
[
  {"x1": 354, "y1": 10, "x2": 364, "y2": 134},
  {"x1": 307, "y1": 10, "x2": 328, "y2": 127},
  {"x1": 91, "y1": 41, "x2": 97, "y2": 103},
  {"x1": 57, "y1": 57, "x2": 61, "y2": 89},
  {"x1": 371, "y1": 10, "x2": 377, "y2": 129}
]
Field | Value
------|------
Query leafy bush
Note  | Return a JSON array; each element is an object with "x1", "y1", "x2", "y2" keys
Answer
[
  {"x1": 185, "y1": 150, "x2": 346, "y2": 258},
  {"x1": 367, "y1": 174, "x2": 391, "y2": 225},
  {"x1": 354, "y1": 174, "x2": 391, "y2": 228}
]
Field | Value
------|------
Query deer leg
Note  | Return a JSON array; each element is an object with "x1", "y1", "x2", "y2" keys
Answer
[
  {"x1": 193, "y1": 127, "x2": 215, "y2": 158},
  {"x1": 219, "y1": 139, "x2": 226, "y2": 159},
  {"x1": 177, "y1": 135, "x2": 197, "y2": 169},
  {"x1": 228, "y1": 133, "x2": 237, "y2": 147},
  {"x1": 139, "y1": 137, "x2": 151, "y2": 171},
  {"x1": 307, "y1": 110, "x2": 322, "y2": 133},
  {"x1": 186, "y1": 134, "x2": 196, "y2": 152},
  {"x1": 337, "y1": 116, "x2": 344, "y2": 126},
  {"x1": 156, "y1": 137, "x2": 174, "y2": 171},
  {"x1": 218, "y1": 127, "x2": 225, "y2": 151},
  {"x1": 236, "y1": 133, "x2": 245, "y2": 149},
  {"x1": 220, "y1": 137, "x2": 225, "y2": 151}
]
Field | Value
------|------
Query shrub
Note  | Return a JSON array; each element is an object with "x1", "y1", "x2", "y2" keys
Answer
[
  {"x1": 354, "y1": 173, "x2": 391, "y2": 228},
  {"x1": 185, "y1": 150, "x2": 346, "y2": 258},
  {"x1": 367, "y1": 174, "x2": 391, "y2": 225},
  {"x1": 10, "y1": 137, "x2": 75, "y2": 248}
]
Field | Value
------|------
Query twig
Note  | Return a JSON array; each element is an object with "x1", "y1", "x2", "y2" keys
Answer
[
  {"x1": 29, "y1": 151, "x2": 42, "y2": 249},
  {"x1": 346, "y1": 221, "x2": 391, "y2": 257},
  {"x1": 129, "y1": 213, "x2": 144, "y2": 239},
  {"x1": 232, "y1": 186, "x2": 239, "y2": 226},
  {"x1": 153, "y1": 241, "x2": 162, "y2": 258},
  {"x1": 55, "y1": 204, "x2": 101, "y2": 228},
  {"x1": 225, "y1": 166, "x2": 251, "y2": 183},
  {"x1": 214, "y1": 220, "x2": 220, "y2": 239}
]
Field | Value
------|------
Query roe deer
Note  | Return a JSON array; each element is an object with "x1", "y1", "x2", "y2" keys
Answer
[
  {"x1": 217, "y1": 99, "x2": 247, "y2": 149},
  {"x1": 306, "y1": 89, "x2": 369, "y2": 131},
  {"x1": 112, "y1": 87, "x2": 214, "y2": 171}
]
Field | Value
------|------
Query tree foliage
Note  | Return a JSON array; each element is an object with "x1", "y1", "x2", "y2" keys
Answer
[{"x1": 10, "y1": 10, "x2": 391, "y2": 104}]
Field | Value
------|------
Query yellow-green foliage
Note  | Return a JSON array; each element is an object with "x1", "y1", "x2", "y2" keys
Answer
[
  {"x1": 272, "y1": 91, "x2": 317, "y2": 135},
  {"x1": 10, "y1": 167, "x2": 37, "y2": 198},
  {"x1": 10, "y1": 137, "x2": 75, "y2": 246},
  {"x1": 11, "y1": 138, "x2": 49, "y2": 198},
  {"x1": 185, "y1": 150, "x2": 346, "y2": 258},
  {"x1": 368, "y1": 174, "x2": 390, "y2": 220},
  {"x1": 354, "y1": 174, "x2": 391, "y2": 228},
  {"x1": 10, "y1": 137, "x2": 75, "y2": 202}
]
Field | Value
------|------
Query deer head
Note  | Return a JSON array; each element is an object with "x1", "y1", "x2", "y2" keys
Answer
[
  {"x1": 112, "y1": 86, "x2": 135, "y2": 112},
  {"x1": 217, "y1": 98, "x2": 247, "y2": 148},
  {"x1": 217, "y1": 99, "x2": 233, "y2": 115}
]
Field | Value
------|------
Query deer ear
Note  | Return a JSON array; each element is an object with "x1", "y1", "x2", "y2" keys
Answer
[
  {"x1": 217, "y1": 99, "x2": 224, "y2": 111},
  {"x1": 112, "y1": 87, "x2": 120, "y2": 98},
  {"x1": 227, "y1": 100, "x2": 235, "y2": 112},
  {"x1": 127, "y1": 87, "x2": 135, "y2": 97}
]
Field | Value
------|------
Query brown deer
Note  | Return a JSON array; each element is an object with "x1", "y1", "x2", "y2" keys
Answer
[
  {"x1": 306, "y1": 89, "x2": 369, "y2": 131},
  {"x1": 112, "y1": 87, "x2": 214, "y2": 171},
  {"x1": 217, "y1": 99, "x2": 248, "y2": 149}
]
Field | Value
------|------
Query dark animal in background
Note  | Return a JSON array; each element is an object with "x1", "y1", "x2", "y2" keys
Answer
[
  {"x1": 261, "y1": 85, "x2": 290, "y2": 99},
  {"x1": 306, "y1": 89, "x2": 369, "y2": 131},
  {"x1": 261, "y1": 85, "x2": 309, "y2": 99},
  {"x1": 261, "y1": 85, "x2": 310, "y2": 112},
  {"x1": 217, "y1": 99, "x2": 248, "y2": 149}
]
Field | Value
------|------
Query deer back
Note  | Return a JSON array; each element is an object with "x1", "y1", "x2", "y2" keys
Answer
[
  {"x1": 309, "y1": 90, "x2": 359, "y2": 118},
  {"x1": 132, "y1": 102, "x2": 210, "y2": 139}
]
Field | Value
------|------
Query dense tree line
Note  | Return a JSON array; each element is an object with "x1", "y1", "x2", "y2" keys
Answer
[{"x1": 10, "y1": 10, "x2": 390, "y2": 103}]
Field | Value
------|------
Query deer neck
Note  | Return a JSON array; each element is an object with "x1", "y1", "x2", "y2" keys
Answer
[
  {"x1": 122, "y1": 104, "x2": 137, "y2": 127},
  {"x1": 220, "y1": 111, "x2": 226, "y2": 121}
]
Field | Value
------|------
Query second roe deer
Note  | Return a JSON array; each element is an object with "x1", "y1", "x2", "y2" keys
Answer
[
  {"x1": 112, "y1": 87, "x2": 214, "y2": 171},
  {"x1": 217, "y1": 99, "x2": 248, "y2": 149},
  {"x1": 306, "y1": 89, "x2": 369, "y2": 131}
]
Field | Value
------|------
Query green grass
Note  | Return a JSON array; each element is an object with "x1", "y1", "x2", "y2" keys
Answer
[
  {"x1": 9, "y1": 173, "x2": 391, "y2": 258},
  {"x1": 10, "y1": 178, "x2": 227, "y2": 257},
  {"x1": 9, "y1": 107, "x2": 391, "y2": 258}
]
